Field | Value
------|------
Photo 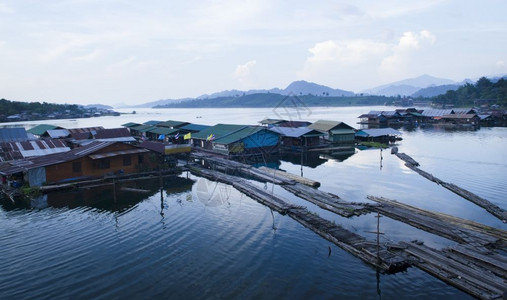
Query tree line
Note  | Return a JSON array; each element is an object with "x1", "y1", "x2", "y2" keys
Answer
[
  {"x1": 0, "y1": 98, "x2": 85, "y2": 116},
  {"x1": 431, "y1": 77, "x2": 507, "y2": 108}
]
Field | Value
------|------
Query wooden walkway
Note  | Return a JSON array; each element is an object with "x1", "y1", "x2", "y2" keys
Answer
[{"x1": 393, "y1": 151, "x2": 507, "y2": 223}]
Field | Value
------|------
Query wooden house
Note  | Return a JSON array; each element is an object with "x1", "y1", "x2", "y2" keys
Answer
[
  {"x1": 308, "y1": 120, "x2": 355, "y2": 144},
  {"x1": 0, "y1": 141, "x2": 155, "y2": 187},
  {"x1": 355, "y1": 128, "x2": 402, "y2": 143}
]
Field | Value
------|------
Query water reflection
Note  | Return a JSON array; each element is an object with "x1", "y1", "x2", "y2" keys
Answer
[{"x1": 1, "y1": 176, "x2": 195, "y2": 212}]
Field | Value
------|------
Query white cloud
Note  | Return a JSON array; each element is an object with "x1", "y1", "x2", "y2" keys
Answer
[
  {"x1": 380, "y1": 30, "x2": 436, "y2": 74},
  {"x1": 235, "y1": 60, "x2": 257, "y2": 78},
  {"x1": 307, "y1": 39, "x2": 388, "y2": 65},
  {"x1": 496, "y1": 60, "x2": 505, "y2": 68},
  {"x1": 0, "y1": 3, "x2": 14, "y2": 14}
]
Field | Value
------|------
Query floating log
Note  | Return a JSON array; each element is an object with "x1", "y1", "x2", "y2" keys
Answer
[
  {"x1": 367, "y1": 196, "x2": 506, "y2": 248},
  {"x1": 394, "y1": 152, "x2": 507, "y2": 223},
  {"x1": 400, "y1": 241, "x2": 506, "y2": 300},
  {"x1": 258, "y1": 166, "x2": 320, "y2": 187}
]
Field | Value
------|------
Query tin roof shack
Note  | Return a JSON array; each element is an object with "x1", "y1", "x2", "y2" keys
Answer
[
  {"x1": 355, "y1": 128, "x2": 402, "y2": 144},
  {"x1": 440, "y1": 114, "x2": 480, "y2": 126},
  {"x1": 0, "y1": 139, "x2": 70, "y2": 162},
  {"x1": 0, "y1": 142, "x2": 154, "y2": 187},
  {"x1": 157, "y1": 120, "x2": 189, "y2": 129},
  {"x1": 308, "y1": 120, "x2": 356, "y2": 144},
  {"x1": 191, "y1": 124, "x2": 246, "y2": 151},
  {"x1": 129, "y1": 124, "x2": 157, "y2": 139},
  {"x1": 269, "y1": 127, "x2": 325, "y2": 151}
]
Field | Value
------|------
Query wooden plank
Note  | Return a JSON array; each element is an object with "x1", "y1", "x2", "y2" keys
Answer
[{"x1": 258, "y1": 166, "x2": 320, "y2": 187}]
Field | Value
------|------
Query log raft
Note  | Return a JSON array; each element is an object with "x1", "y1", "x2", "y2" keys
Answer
[{"x1": 393, "y1": 152, "x2": 507, "y2": 223}]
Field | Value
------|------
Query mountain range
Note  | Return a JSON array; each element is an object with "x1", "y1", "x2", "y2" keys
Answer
[{"x1": 120, "y1": 74, "x2": 505, "y2": 108}]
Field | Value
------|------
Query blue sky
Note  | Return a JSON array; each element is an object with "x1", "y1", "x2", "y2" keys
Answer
[{"x1": 0, "y1": 0, "x2": 506, "y2": 105}]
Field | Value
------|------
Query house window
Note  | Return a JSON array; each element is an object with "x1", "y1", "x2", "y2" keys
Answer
[
  {"x1": 138, "y1": 155, "x2": 144, "y2": 164},
  {"x1": 72, "y1": 161, "x2": 82, "y2": 173},
  {"x1": 98, "y1": 158, "x2": 110, "y2": 169},
  {"x1": 123, "y1": 155, "x2": 131, "y2": 166}
]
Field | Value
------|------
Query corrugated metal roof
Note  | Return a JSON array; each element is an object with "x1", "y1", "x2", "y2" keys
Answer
[
  {"x1": 122, "y1": 122, "x2": 140, "y2": 128},
  {"x1": 144, "y1": 120, "x2": 162, "y2": 126},
  {"x1": 308, "y1": 120, "x2": 355, "y2": 132},
  {"x1": 0, "y1": 141, "x2": 116, "y2": 175},
  {"x1": 269, "y1": 127, "x2": 324, "y2": 138},
  {"x1": 157, "y1": 120, "x2": 189, "y2": 128},
  {"x1": 0, "y1": 127, "x2": 29, "y2": 142},
  {"x1": 148, "y1": 127, "x2": 179, "y2": 135},
  {"x1": 192, "y1": 124, "x2": 247, "y2": 140},
  {"x1": 27, "y1": 124, "x2": 61, "y2": 136},
  {"x1": 94, "y1": 128, "x2": 131, "y2": 139},
  {"x1": 47, "y1": 129, "x2": 70, "y2": 138},
  {"x1": 213, "y1": 127, "x2": 265, "y2": 145},
  {"x1": 421, "y1": 109, "x2": 453, "y2": 117},
  {"x1": 139, "y1": 141, "x2": 166, "y2": 154},
  {"x1": 355, "y1": 128, "x2": 402, "y2": 138},
  {"x1": 131, "y1": 124, "x2": 157, "y2": 132},
  {"x1": 179, "y1": 123, "x2": 210, "y2": 132},
  {"x1": 67, "y1": 127, "x2": 105, "y2": 134},
  {"x1": 330, "y1": 129, "x2": 355, "y2": 135},
  {"x1": 441, "y1": 114, "x2": 478, "y2": 119},
  {"x1": 259, "y1": 118, "x2": 286, "y2": 125},
  {"x1": 88, "y1": 148, "x2": 148, "y2": 160}
]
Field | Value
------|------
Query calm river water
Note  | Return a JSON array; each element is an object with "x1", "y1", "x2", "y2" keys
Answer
[{"x1": 1, "y1": 106, "x2": 506, "y2": 299}]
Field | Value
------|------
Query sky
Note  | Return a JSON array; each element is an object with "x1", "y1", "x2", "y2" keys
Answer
[{"x1": 0, "y1": 0, "x2": 506, "y2": 106}]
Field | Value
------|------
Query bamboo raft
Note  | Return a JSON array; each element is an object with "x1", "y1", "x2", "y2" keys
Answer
[{"x1": 394, "y1": 152, "x2": 507, "y2": 223}]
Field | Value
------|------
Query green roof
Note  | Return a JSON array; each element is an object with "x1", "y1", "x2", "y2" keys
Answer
[
  {"x1": 27, "y1": 124, "x2": 61, "y2": 135},
  {"x1": 131, "y1": 124, "x2": 157, "y2": 132},
  {"x1": 308, "y1": 120, "x2": 355, "y2": 132},
  {"x1": 213, "y1": 127, "x2": 264, "y2": 145},
  {"x1": 148, "y1": 127, "x2": 179, "y2": 135},
  {"x1": 330, "y1": 129, "x2": 355, "y2": 135},
  {"x1": 157, "y1": 120, "x2": 189, "y2": 128},
  {"x1": 192, "y1": 124, "x2": 247, "y2": 140},
  {"x1": 122, "y1": 122, "x2": 140, "y2": 128}
]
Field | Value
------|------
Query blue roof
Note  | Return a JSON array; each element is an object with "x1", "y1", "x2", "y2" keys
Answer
[{"x1": 0, "y1": 127, "x2": 29, "y2": 142}]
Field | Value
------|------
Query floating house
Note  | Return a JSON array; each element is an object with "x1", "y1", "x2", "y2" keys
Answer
[
  {"x1": 191, "y1": 124, "x2": 279, "y2": 156},
  {"x1": 0, "y1": 141, "x2": 154, "y2": 187},
  {"x1": 355, "y1": 128, "x2": 402, "y2": 143},
  {"x1": 157, "y1": 120, "x2": 189, "y2": 129},
  {"x1": 308, "y1": 120, "x2": 355, "y2": 144},
  {"x1": 268, "y1": 127, "x2": 325, "y2": 151},
  {"x1": 440, "y1": 114, "x2": 480, "y2": 126}
]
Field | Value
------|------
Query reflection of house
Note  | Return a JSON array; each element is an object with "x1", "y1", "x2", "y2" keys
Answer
[
  {"x1": 191, "y1": 124, "x2": 279, "y2": 156},
  {"x1": 268, "y1": 127, "x2": 324, "y2": 150},
  {"x1": 308, "y1": 120, "x2": 355, "y2": 144},
  {"x1": 0, "y1": 142, "x2": 154, "y2": 187}
]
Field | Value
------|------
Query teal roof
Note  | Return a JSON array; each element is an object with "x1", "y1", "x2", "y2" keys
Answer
[
  {"x1": 192, "y1": 124, "x2": 247, "y2": 140},
  {"x1": 180, "y1": 123, "x2": 210, "y2": 132},
  {"x1": 131, "y1": 124, "x2": 157, "y2": 132},
  {"x1": 157, "y1": 120, "x2": 189, "y2": 128},
  {"x1": 148, "y1": 127, "x2": 179, "y2": 135},
  {"x1": 144, "y1": 120, "x2": 162, "y2": 126},
  {"x1": 122, "y1": 122, "x2": 140, "y2": 128},
  {"x1": 330, "y1": 129, "x2": 355, "y2": 135},
  {"x1": 213, "y1": 127, "x2": 265, "y2": 145},
  {"x1": 27, "y1": 124, "x2": 61, "y2": 135}
]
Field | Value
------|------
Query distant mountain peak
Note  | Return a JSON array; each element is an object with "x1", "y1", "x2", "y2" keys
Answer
[{"x1": 362, "y1": 74, "x2": 456, "y2": 96}]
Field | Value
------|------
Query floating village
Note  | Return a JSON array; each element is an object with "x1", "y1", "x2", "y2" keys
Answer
[{"x1": 1, "y1": 107, "x2": 506, "y2": 299}]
